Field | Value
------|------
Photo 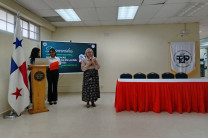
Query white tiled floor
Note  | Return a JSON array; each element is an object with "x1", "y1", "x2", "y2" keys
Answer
[{"x1": 1, "y1": 92, "x2": 208, "y2": 138}]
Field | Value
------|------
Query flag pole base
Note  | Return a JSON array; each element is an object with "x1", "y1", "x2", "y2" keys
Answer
[{"x1": 3, "y1": 110, "x2": 19, "y2": 119}]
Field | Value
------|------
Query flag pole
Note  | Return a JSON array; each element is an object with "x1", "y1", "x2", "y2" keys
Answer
[
  {"x1": 3, "y1": 11, "x2": 20, "y2": 119},
  {"x1": 5, "y1": 10, "x2": 29, "y2": 119}
]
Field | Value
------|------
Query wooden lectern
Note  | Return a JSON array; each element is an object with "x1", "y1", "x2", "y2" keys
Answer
[{"x1": 28, "y1": 65, "x2": 49, "y2": 114}]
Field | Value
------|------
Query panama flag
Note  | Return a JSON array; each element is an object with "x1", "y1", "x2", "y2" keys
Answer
[{"x1": 8, "y1": 12, "x2": 29, "y2": 116}]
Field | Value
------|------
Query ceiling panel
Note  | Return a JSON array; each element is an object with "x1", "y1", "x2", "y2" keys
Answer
[
  {"x1": 32, "y1": 9, "x2": 58, "y2": 17},
  {"x1": 83, "y1": 20, "x2": 100, "y2": 26},
  {"x1": 51, "y1": 21, "x2": 85, "y2": 26},
  {"x1": 15, "y1": 0, "x2": 51, "y2": 10},
  {"x1": 135, "y1": 5, "x2": 162, "y2": 19},
  {"x1": 182, "y1": 16, "x2": 204, "y2": 22},
  {"x1": 68, "y1": 0, "x2": 95, "y2": 8},
  {"x1": 43, "y1": 16, "x2": 64, "y2": 22},
  {"x1": 166, "y1": 0, "x2": 191, "y2": 4},
  {"x1": 165, "y1": 17, "x2": 187, "y2": 23},
  {"x1": 117, "y1": 0, "x2": 143, "y2": 6},
  {"x1": 96, "y1": 7, "x2": 117, "y2": 20},
  {"x1": 133, "y1": 18, "x2": 150, "y2": 24},
  {"x1": 100, "y1": 20, "x2": 116, "y2": 26},
  {"x1": 43, "y1": 0, "x2": 73, "y2": 9},
  {"x1": 93, "y1": 0, "x2": 118, "y2": 7},
  {"x1": 191, "y1": 0, "x2": 208, "y2": 2},
  {"x1": 142, "y1": 0, "x2": 166, "y2": 5},
  {"x1": 154, "y1": 3, "x2": 187, "y2": 18},
  {"x1": 116, "y1": 20, "x2": 133, "y2": 25},
  {"x1": 149, "y1": 17, "x2": 167, "y2": 24},
  {"x1": 191, "y1": 5, "x2": 208, "y2": 17},
  {"x1": 75, "y1": 8, "x2": 98, "y2": 21}
]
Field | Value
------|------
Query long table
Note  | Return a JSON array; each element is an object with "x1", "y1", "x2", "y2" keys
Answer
[{"x1": 115, "y1": 78, "x2": 208, "y2": 114}]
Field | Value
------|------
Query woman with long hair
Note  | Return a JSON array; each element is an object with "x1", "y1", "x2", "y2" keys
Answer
[{"x1": 28, "y1": 47, "x2": 40, "y2": 103}]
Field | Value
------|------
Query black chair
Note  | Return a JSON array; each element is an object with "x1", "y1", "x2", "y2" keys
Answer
[
  {"x1": 175, "y1": 72, "x2": 188, "y2": 79},
  {"x1": 120, "y1": 73, "x2": 132, "y2": 79},
  {"x1": 162, "y1": 72, "x2": 174, "y2": 79},
  {"x1": 147, "y1": 72, "x2": 159, "y2": 79},
  {"x1": 134, "y1": 72, "x2": 146, "y2": 79}
]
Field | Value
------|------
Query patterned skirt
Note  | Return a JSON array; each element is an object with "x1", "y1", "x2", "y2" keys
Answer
[{"x1": 82, "y1": 69, "x2": 100, "y2": 102}]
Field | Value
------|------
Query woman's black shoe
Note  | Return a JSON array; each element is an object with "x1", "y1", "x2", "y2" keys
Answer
[
  {"x1": 91, "y1": 103, "x2": 96, "y2": 107},
  {"x1": 49, "y1": 102, "x2": 53, "y2": 105}
]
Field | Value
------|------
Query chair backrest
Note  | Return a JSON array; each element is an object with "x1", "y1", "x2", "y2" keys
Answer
[
  {"x1": 147, "y1": 72, "x2": 159, "y2": 79},
  {"x1": 162, "y1": 72, "x2": 174, "y2": 79},
  {"x1": 175, "y1": 72, "x2": 188, "y2": 79},
  {"x1": 134, "y1": 72, "x2": 146, "y2": 79},
  {"x1": 120, "y1": 73, "x2": 132, "y2": 79}
]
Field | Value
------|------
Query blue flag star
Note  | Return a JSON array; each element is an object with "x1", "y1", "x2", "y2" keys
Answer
[{"x1": 13, "y1": 37, "x2": 23, "y2": 49}]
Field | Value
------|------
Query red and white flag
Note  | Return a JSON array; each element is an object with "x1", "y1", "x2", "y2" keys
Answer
[{"x1": 8, "y1": 12, "x2": 29, "y2": 116}]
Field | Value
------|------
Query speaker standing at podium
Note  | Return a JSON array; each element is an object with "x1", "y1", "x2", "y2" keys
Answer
[
  {"x1": 47, "y1": 48, "x2": 61, "y2": 105},
  {"x1": 28, "y1": 47, "x2": 40, "y2": 103}
]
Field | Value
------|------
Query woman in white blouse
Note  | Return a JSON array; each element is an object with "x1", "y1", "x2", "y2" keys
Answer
[
  {"x1": 81, "y1": 48, "x2": 100, "y2": 108},
  {"x1": 47, "y1": 48, "x2": 61, "y2": 105}
]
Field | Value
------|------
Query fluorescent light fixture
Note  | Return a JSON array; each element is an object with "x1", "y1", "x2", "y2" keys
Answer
[
  {"x1": 118, "y1": 6, "x2": 139, "y2": 20},
  {"x1": 55, "y1": 9, "x2": 81, "y2": 22}
]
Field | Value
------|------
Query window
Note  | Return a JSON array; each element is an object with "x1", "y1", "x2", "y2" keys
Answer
[
  {"x1": 20, "y1": 19, "x2": 28, "y2": 38},
  {"x1": 0, "y1": 9, "x2": 14, "y2": 33},
  {"x1": 29, "y1": 23, "x2": 39, "y2": 40},
  {"x1": 20, "y1": 19, "x2": 39, "y2": 41},
  {"x1": 0, "y1": 8, "x2": 40, "y2": 41}
]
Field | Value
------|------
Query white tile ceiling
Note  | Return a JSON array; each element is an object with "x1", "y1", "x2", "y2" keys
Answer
[{"x1": 15, "y1": 0, "x2": 208, "y2": 39}]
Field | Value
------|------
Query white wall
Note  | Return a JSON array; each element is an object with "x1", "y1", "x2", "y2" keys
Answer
[{"x1": 53, "y1": 23, "x2": 200, "y2": 93}]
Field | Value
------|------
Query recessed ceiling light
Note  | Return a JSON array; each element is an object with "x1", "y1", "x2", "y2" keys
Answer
[
  {"x1": 118, "y1": 6, "x2": 139, "y2": 20},
  {"x1": 55, "y1": 9, "x2": 81, "y2": 22}
]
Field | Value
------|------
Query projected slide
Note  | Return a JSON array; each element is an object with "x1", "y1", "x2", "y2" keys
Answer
[{"x1": 41, "y1": 41, "x2": 97, "y2": 73}]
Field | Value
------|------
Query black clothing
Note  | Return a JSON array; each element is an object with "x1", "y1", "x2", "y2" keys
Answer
[
  {"x1": 82, "y1": 69, "x2": 100, "y2": 102},
  {"x1": 47, "y1": 69, "x2": 59, "y2": 102}
]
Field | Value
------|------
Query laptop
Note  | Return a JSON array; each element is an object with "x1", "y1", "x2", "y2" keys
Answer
[{"x1": 35, "y1": 58, "x2": 48, "y2": 65}]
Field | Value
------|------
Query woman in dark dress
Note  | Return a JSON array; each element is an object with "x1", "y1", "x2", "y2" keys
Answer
[{"x1": 81, "y1": 48, "x2": 100, "y2": 108}]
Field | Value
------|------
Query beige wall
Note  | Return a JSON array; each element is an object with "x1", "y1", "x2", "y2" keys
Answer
[{"x1": 53, "y1": 23, "x2": 200, "y2": 93}]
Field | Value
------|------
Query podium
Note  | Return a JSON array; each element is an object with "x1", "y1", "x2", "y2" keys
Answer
[{"x1": 28, "y1": 65, "x2": 49, "y2": 114}]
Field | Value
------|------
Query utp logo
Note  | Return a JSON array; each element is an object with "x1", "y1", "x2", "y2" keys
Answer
[
  {"x1": 174, "y1": 50, "x2": 192, "y2": 67},
  {"x1": 43, "y1": 42, "x2": 47, "y2": 46}
]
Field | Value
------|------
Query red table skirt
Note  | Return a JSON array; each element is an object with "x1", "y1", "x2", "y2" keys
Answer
[{"x1": 115, "y1": 81, "x2": 208, "y2": 113}]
